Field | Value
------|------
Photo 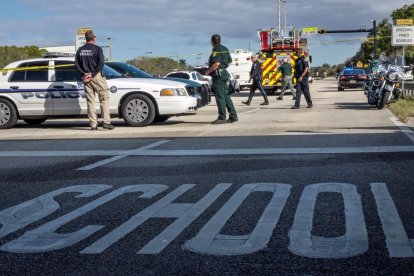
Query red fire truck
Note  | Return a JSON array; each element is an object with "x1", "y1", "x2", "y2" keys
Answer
[{"x1": 258, "y1": 28, "x2": 311, "y2": 94}]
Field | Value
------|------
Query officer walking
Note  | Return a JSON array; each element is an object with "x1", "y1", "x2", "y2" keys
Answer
[
  {"x1": 242, "y1": 54, "x2": 269, "y2": 106},
  {"x1": 291, "y1": 49, "x2": 313, "y2": 109},
  {"x1": 205, "y1": 34, "x2": 238, "y2": 124},
  {"x1": 75, "y1": 29, "x2": 114, "y2": 130},
  {"x1": 277, "y1": 57, "x2": 296, "y2": 100}
]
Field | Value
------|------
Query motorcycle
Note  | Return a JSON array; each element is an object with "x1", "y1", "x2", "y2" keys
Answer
[{"x1": 364, "y1": 56, "x2": 405, "y2": 109}]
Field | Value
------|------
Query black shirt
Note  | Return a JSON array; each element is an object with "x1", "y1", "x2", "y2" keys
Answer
[
  {"x1": 294, "y1": 56, "x2": 309, "y2": 77},
  {"x1": 75, "y1": 43, "x2": 105, "y2": 77},
  {"x1": 250, "y1": 60, "x2": 262, "y2": 78}
]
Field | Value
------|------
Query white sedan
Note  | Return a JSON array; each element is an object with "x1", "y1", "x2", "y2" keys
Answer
[{"x1": 0, "y1": 56, "x2": 197, "y2": 128}]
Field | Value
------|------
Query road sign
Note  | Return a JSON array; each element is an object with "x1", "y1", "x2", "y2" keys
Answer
[
  {"x1": 396, "y1": 19, "x2": 413, "y2": 26},
  {"x1": 302, "y1": 27, "x2": 318, "y2": 36},
  {"x1": 77, "y1": 28, "x2": 91, "y2": 35},
  {"x1": 75, "y1": 28, "x2": 92, "y2": 51},
  {"x1": 392, "y1": 26, "x2": 414, "y2": 46}
]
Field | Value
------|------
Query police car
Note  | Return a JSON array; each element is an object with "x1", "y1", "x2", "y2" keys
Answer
[{"x1": 0, "y1": 56, "x2": 198, "y2": 129}]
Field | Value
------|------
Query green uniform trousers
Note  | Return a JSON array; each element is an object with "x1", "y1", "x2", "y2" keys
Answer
[{"x1": 212, "y1": 77, "x2": 237, "y2": 120}]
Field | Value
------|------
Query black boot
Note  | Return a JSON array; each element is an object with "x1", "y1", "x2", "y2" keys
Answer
[{"x1": 242, "y1": 101, "x2": 250, "y2": 106}]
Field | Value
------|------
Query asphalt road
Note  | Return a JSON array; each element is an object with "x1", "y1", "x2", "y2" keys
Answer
[{"x1": 0, "y1": 79, "x2": 413, "y2": 275}]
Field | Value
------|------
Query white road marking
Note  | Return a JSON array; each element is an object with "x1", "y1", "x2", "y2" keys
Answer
[
  {"x1": 0, "y1": 183, "x2": 412, "y2": 257},
  {"x1": 242, "y1": 108, "x2": 261, "y2": 114},
  {"x1": 389, "y1": 115, "x2": 414, "y2": 144},
  {"x1": 371, "y1": 183, "x2": 414, "y2": 257},
  {"x1": 289, "y1": 183, "x2": 368, "y2": 258},
  {"x1": 76, "y1": 140, "x2": 171, "y2": 170},
  {"x1": 1, "y1": 145, "x2": 414, "y2": 158},
  {"x1": 184, "y1": 183, "x2": 291, "y2": 255},
  {"x1": 1, "y1": 185, "x2": 167, "y2": 253}
]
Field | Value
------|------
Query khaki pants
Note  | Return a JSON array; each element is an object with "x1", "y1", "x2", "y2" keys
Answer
[{"x1": 84, "y1": 73, "x2": 111, "y2": 127}]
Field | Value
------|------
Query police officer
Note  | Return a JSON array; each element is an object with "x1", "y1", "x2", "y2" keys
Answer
[
  {"x1": 242, "y1": 54, "x2": 269, "y2": 105},
  {"x1": 277, "y1": 57, "x2": 296, "y2": 100},
  {"x1": 205, "y1": 34, "x2": 238, "y2": 124},
  {"x1": 292, "y1": 49, "x2": 313, "y2": 109},
  {"x1": 75, "y1": 29, "x2": 114, "y2": 130}
]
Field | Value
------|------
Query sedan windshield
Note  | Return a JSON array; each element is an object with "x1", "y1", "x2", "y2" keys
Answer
[{"x1": 343, "y1": 69, "x2": 365, "y2": 76}]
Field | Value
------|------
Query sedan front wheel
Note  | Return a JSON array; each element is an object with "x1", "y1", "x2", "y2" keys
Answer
[{"x1": 121, "y1": 94, "x2": 156, "y2": 126}]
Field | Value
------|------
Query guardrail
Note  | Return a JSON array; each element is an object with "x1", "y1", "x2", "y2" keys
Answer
[{"x1": 403, "y1": 82, "x2": 414, "y2": 98}]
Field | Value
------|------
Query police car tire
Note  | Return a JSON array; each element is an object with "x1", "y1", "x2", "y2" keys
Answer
[
  {"x1": 23, "y1": 118, "x2": 47, "y2": 125},
  {"x1": 0, "y1": 99, "x2": 18, "y2": 129},
  {"x1": 121, "y1": 94, "x2": 155, "y2": 127}
]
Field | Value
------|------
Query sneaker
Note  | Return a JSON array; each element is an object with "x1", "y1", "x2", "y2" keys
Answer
[
  {"x1": 260, "y1": 102, "x2": 269, "y2": 105},
  {"x1": 91, "y1": 126, "x2": 98, "y2": 130},
  {"x1": 307, "y1": 104, "x2": 313, "y2": 108},
  {"x1": 291, "y1": 106, "x2": 300, "y2": 109},
  {"x1": 292, "y1": 96, "x2": 296, "y2": 100},
  {"x1": 277, "y1": 96, "x2": 283, "y2": 100},
  {"x1": 227, "y1": 117, "x2": 238, "y2": 123},
  {"x1": 242, "y1": 101, "x2": 250, "y2": 106},
  {"x1": 102, "y1": 123, "x2": 115, "y2": 130}
]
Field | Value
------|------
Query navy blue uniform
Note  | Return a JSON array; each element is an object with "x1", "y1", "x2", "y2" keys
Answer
[
  {"x1": 244, "y1": 59, "x2": 268, "y2": 105},
  {"x1": 293, "y1": 56, "x2": 312, "y2": 108}
]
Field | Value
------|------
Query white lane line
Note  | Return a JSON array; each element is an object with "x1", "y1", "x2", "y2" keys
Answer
[
  {"x1": 1, "y1": 145, "x2": 414, "y2": 158},
  {"x1": 389, "y1": 115, "x2": 414, "y2": 144},
  {"x1": 242, "y1": 108, "x2": 261, "y2": 114},
  {"x1": 76, "y1": 140, "x2": 171, "y2": 171}
]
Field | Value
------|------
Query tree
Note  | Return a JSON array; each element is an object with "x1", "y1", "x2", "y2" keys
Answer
[
  {"x1": 0, "y1": 46, "x2": 46, "y2": 69},
  {"x1": 350, "y1": 4, "x2": 414, "y2": 65},
  {"x1": 127, "y1": 56, "x2": 191, "y2": 76}
]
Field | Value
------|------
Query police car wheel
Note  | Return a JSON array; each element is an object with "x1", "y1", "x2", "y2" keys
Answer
[
  {"x1": 0, "y1": 99, "x2": 18, "y2": 129},
  {"x1": 121, "y1": 94, "x2": 155, "y2": 127},
  {"x1": 23, "y1": 118, "x2": 47, "y2": 125}
]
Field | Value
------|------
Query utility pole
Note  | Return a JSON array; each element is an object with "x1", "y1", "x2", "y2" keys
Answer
[
  {"x1": 372, "y1": 20, "x2": 377, "y2": 59},
  {"x1": 107, "y1": 37, "x2": 112, "y2": 61}
]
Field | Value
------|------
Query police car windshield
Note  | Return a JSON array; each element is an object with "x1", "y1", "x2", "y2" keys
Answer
[{"x1": 103, "y1": 65, "x2": 123, "y2": 79}]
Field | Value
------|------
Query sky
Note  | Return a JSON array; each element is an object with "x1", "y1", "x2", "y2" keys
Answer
[{"x1": 0, "y1": 0, "x2": 411, "y2": 66}]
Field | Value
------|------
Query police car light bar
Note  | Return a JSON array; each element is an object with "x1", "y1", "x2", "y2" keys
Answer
[{"x1": 43, "y1": 52, "x2": 76, "y2": 58}]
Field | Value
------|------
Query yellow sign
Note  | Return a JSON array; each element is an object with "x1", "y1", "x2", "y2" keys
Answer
[
  {"x1": 302, "y1": 27, "x2": 318, "y2": 32},
  {"x1": 396, "y1": 19, "x2": 413, "y2": 26},
  {"x1": 356, "y1": 61, "x2": 363, "y2": 67},
  {"x1": 77, "y1": 28, "x2": 92, "y2": 35}
]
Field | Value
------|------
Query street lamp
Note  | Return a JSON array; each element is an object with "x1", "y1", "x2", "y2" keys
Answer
[
  {"x1": 370, "y1": 20, "x2": 377, "y2": 59},
  {"x1": 107, "y1": 37, "x2": 112, "y2": 61}
]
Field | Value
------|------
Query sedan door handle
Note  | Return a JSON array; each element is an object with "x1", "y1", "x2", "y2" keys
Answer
[
  {"x1": 10, "y1": 86, "x2": 19, "y2": 90},
  {"x1": 53, "y1": 86, "x2": 64, "y2": 89}
]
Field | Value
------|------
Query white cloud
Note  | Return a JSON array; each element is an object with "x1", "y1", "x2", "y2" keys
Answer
[{"x1": 2, "y1": 0, "x2": 412, "y2": 65}]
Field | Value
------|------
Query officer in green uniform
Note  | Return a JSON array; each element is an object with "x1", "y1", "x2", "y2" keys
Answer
[{"x1": 205, "y1": 34, "x2": 238, "y2": 124}]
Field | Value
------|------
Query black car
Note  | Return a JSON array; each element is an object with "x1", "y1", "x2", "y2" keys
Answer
[{"x1": 337, "y1": 68, "x2": 368, "y2": 91}]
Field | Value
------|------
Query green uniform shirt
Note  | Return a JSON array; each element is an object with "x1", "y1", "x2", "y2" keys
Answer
[
  {"x1": 278, "y1": 62, "x2": 292, "y2": 76},
  {"x1": 209, "y1": 44, "x2": 232, "y2": 69}
]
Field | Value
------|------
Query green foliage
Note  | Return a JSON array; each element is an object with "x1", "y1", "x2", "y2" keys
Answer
[
  {"x1": 311, "y1": 64, "x2": 345, "y2": 77},
  {"x1": 349, "y1": 4, "x2": 414, "y2": 65},
  {"x1": 127, "y1": 56, "x2": 191, "y2": 76},
  {"x1": 0, "y1": 46, "x2": 46, "y2": 69}
]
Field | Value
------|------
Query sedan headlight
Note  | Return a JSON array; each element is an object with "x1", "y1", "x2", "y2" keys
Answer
[{"x1": 160, "y1": 88, "x2": 188, "y2": 96}]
